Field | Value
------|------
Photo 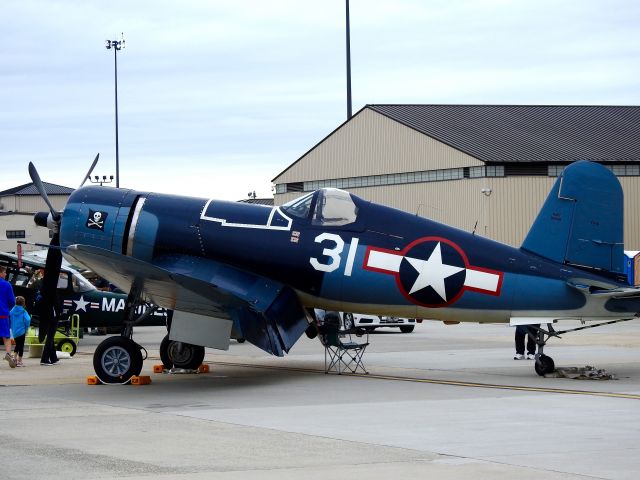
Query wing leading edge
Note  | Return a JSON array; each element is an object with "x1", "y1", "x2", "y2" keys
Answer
[{"x1": 64, "y1": 245, "x2": 310, "y2": 356}]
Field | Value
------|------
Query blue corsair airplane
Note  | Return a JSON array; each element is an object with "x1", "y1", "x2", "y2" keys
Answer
[{"x1": 29, "y1": 160, "x2": 640, "y2": 383}]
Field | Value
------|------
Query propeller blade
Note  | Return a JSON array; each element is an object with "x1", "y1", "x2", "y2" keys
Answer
[
  {"x1": 37, "y1": 233, "x2": 63, "y2": 343},
  {"x1": 78, "y1": 153, "x2": 100, "y2": 189},
  {"x1": 28, "y1": 162, "x2": 60, "y2": 221}
]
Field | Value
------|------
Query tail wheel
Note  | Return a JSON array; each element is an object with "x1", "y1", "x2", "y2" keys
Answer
[
  {"x1": 534, "y1": 354, "x2": 555, "y2": 376},
  {"x1": 167, "y1": 341, "x2": 205, "y2": 370},
  {"x1": 56, "y1": 338, "x2": 77, "y2": 356},
  {"x1": 93, "y1": 336, "x2": 143, "y2": 384}
]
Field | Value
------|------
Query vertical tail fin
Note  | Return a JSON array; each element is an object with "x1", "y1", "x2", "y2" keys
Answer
[{"x1": 521, "y1": 161, "x2": 624, "y2": 275}]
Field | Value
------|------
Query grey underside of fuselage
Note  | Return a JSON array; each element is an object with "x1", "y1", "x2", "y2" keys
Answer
[{"x1": 296, "y1": 291, "x2": 635, "y2": 324}]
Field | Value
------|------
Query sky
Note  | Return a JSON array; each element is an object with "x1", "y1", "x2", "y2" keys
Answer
[{"x1": 1, "y1": 0, "x2": 640, "y2": 201}]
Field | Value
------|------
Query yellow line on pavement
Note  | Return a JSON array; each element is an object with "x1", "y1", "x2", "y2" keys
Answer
[{"x1": 209, "y1": 361, "x2": 640, "y2": 400}]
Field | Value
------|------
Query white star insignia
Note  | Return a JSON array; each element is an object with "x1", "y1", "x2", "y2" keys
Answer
[
  {"x1": 405, "y1": 242, "x2": 464, "y2": 301},
  {"x1": 74, "y1": 295, "x2": 89, "y2": 312}
]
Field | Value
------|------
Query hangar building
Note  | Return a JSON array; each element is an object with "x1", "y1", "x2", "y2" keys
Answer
[
  {"x1": 272, "y1": 105, "x2": 640, "y2": 247},
  {"x1": 0, "y1": 182, "x2": 73, "y2": 253}
]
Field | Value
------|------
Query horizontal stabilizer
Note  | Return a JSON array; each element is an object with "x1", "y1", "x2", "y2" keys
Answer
[
  {"x1": 567, "y1": 279, "x2": 640, "y2": 298},
  {"x1": 522, "y1": 161, "x2": 624, "y2": 275},
  {"x1": 510, "y1": 316, "x2": 637, "y2": 325}
]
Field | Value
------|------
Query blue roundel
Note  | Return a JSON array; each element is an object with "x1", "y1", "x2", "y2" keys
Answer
[{"x1": 398, "y1": 240, "x2": 467, "y2": 307}]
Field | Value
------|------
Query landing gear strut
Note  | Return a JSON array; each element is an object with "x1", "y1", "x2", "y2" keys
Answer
[{"x1": 531, "y1": 324, "x2": 556, "y2": 376}]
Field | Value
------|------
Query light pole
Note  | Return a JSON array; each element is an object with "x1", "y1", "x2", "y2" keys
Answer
[{"x1": 105, "y1": 35, "x2": 125, "y2": 188}]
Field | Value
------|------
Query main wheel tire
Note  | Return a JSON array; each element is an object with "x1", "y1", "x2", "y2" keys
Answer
[
  {"x1": 236, "y1": 338, "x2": 246, "y2": 343},
  {"x1": 57, "y1": 338, "x2": 77, "y2": 356},
  {"x1": 168, "y1": 342, "x2": 205, "y2": 370},
  {"x1": 399, "y1": 325, "x2": 415, "y2": 334},
  {"x1": 534, "y1": 354, "x2": 555, "y2": 376},
  {"x1": 159, "y1": 334, "x2": 173, "y2": 369},
  {"x1": 342, "y1": 313, "x2": 355, "y2": 330},
  {"x1": 93, "y1": 336, "x2": 143, "y2": 384}
]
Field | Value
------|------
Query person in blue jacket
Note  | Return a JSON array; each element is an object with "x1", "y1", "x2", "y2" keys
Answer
[
  {"x1": 0, "y1": 266, "x2": 16, "y2": 368},
  {"x1": 10, "y1": 296, "x2": 31, "y2": 367}
]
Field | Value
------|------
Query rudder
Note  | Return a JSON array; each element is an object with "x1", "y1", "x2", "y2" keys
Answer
[{"x1": 521, "y1": 161, "x2": 624, "y2": 275}]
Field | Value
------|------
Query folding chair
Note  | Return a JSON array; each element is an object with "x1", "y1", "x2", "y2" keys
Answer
[{"x1": 319, "y1": 313, "x2": 369, "y2": 374}]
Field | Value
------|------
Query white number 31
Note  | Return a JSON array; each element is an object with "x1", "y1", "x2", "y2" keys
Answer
[{"x1": 309, "y1": 233, "x2": 359, "y2": 276}]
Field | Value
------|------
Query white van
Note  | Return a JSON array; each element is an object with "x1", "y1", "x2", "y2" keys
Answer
[{"x1": 341, "y1": 312, "x2": 417, "y2": 333}]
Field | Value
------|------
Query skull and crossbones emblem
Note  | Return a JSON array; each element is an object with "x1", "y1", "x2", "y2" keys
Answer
[{"x1": 86, "y1": 209, "x2": 108, "y2": 230}]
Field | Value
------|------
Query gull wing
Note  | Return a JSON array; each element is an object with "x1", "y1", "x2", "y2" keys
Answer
[{"x1": 64, "y1": 245, "x2": 309, "y2": 356}]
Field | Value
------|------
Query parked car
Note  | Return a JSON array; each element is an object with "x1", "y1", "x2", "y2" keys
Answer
[
  {"x1": 0, "y1": 251, "x2": 170, "y2": 332},
  {"x1": 340, "y1": 312, "x2": 417, "y2": 333}
]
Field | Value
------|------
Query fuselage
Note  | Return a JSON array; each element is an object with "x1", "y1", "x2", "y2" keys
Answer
[{"x1": 59, "y1": 186, "x2": 638, "y2": 324}]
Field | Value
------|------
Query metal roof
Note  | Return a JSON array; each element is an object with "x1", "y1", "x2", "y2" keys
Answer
[
  {"x1": 368, "y1": 104, "x2": 640, "y2": 164},
  {"x1": 0, "y1": 182, "x2": 74, "y2": 196}
]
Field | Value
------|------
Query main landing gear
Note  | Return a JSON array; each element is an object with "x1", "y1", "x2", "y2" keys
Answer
[
  {"x1": 93, "y1": 336, "x2": 144, "y2": 384},
  {"x1": 159, "y1": 334, "x2": 205, "y2": 371},
  {"x1": 92, "y1": 282, "x2": 153, "y2": 384},
  {"x1": 92, "y1": 280, "x2": 210, "y2": 382},
  {"x1": 93, "y1": 299, "x2": 206, "y2": 383}
]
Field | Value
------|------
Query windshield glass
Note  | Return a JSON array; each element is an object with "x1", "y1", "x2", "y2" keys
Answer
[
  {"x1": 312, "y1": 188, "x2": 358, "y2": 226},
  {"x1": 57, "y1": 273, "x2": 69, "y2": 289},
  {"x1": 71, "y1": 272, "x2": 95, "y2": 293},
  {"x1": 281, "y1": 192, "x2": 315, "y2": 219}
]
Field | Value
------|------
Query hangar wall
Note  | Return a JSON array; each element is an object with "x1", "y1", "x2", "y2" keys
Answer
[
  {"x1": 0, "y1": 194, "x2": 69, "y2": 253},
  {"x1": 0, "y1": 213, "x2": 51, "y2": 253},
  {"x1": 275, "y1": 109, "x2": 483, "y2": 184}
]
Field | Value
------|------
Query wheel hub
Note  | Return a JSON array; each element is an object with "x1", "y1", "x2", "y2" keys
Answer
[
  {"x1": 168, "y1": 342, "x2": 194, "y2": 364},
  {"x1": 102, "y1": 346, "x2": 131, "y2": 376}
]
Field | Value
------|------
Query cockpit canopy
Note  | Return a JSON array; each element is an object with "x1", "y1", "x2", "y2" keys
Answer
[{"x1": 282, "y1": 188, "x2": 359, "y2": 227}]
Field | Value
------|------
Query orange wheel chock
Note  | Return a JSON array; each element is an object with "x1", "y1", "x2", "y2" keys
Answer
[
  {"x1": 197, "y1": 364, "x2": 210, "y2": 373},
  {"x1": 86, "y1": 376, "x2": 100, "y2": 385},
  {"x1": 152, "y1": 364, "x2": 165, "y2": 373},
  {"x1": 131, "y1": 375, "x2": 152, "y2": 385}
]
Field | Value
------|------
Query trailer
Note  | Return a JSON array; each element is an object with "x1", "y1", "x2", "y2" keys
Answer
[{"x1": 25, "y1": 314, "x2": 80, "y2": 357}]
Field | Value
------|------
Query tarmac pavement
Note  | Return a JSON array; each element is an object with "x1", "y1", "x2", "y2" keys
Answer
[{"x1": 1, "y1": 321, "x2": 639, "y2": 479}]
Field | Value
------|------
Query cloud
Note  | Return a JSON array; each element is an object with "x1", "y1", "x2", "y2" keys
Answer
[{"x1": 2, "y1": 0, "x2": 639, "y2": 201}]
